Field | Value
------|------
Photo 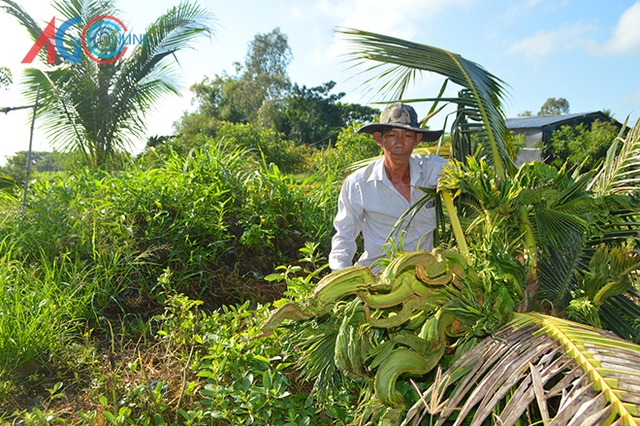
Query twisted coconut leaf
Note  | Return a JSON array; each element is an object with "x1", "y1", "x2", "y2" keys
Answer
[{"x1": 403, "y1": 313, "x2": 640, "y2": 426}]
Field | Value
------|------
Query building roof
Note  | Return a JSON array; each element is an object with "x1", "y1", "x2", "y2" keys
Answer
[{"x1": 506, "y1": 111, "x2": 609, "y2": 130}]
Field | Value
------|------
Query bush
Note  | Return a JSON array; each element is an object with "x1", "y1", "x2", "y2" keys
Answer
[
  {"x1": 0, "y1": 141, "x2": 338, "y2": 313},
  {"x1": 541, "y1": 119, "x2": 620, "y2": 171},
  {"x1": 309, "y1": 127, "x2": 381, "y2": 180}
]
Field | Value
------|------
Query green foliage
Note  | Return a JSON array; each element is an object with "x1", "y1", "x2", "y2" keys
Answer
[
  {"x1": 0, "y1": 151, "x2": 71, "y2": 182},
  {"x1": 176, "y1": 27, "x2": 292, "y2": 132},
  {"x1": 0, "y1": 140, "x2": 338, "y2": 317},
  {"x1": 215, "y1": 121, "x2": 310, "y2": 174},
  {"x1": 277, "y1": 81, "x2": 378, "y2": 147},
  {"x1": 0, "y1": 242, "x2": 101, "y2": 372},
  {"x1": 174, "y1": 28, "x2": 378, "y2": 149},
  {"x1": 0, "y1": 175, "x2": 19, "y2": 194},
  {"x1": 542, "y1": 119, "x2": 619, "y2": 171},
  {"x1": 309, "y1": 126, "x2": 381, "y2": 179},
  {"x1": 188, "y1": 302, "x2": 351, "y2": 425}
]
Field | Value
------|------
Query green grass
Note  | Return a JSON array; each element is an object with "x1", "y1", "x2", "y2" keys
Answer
[
  {"x1": 0, "y1": 130, "x2": 379, "y2": 423},
  {"x1": 0, "y1": 244, "x2": 88, "y2": 371}
]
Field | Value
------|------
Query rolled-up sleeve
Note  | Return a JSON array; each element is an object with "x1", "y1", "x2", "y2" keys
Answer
[{"x1": 329, "y1": 179, "x2": 363, "y2": 270}]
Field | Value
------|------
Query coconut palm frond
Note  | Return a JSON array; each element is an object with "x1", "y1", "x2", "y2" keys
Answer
[
  {"x1": 104, "y1": 1, "x2": 215, "y2": 150},
  {"x1": 538, "y1": 232, "x2": 592, "y2": 311},
  {"x1": 337, "y1": 28, "x2": 513, "y2": 176},
  {"x1": 0, "y1": 0, "x2": 46, "y2": 43},
  {"x1": 21, "y1": 66, "x2": 91, "y2": 154},
  {"x1": 0, "y1": 176, "x2": 19, "y2": 191},
  {"x1": 403, "y1": 313, "x2": 640, "y2": 426},
  {"x1": 535, "y1": 207, "x2": 588, "y2": 252},
  {"x1": 591, "y1": 117, "x2": 640, "y2": 196},
  {"x1": 600, "y1": 291, "x2": 640, "y2": 343}
]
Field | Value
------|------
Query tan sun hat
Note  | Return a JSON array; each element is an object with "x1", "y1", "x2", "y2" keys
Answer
[{"x1": 357, "y1": 103, "x2": 443, "y2": 142}]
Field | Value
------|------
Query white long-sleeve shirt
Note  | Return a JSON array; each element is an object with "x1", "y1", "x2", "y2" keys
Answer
[{"x1": 329, "y1": 154, "x2": 448, "y2": 270}]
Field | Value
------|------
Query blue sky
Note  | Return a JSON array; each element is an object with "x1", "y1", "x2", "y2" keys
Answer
[{"x1": 1, "y1": 0, "x2": 640, "y2": 164}]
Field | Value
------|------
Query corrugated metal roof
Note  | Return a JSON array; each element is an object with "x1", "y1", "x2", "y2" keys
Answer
[{"x1": 506, "y1": 112, "x2": 603, "y2": 130}]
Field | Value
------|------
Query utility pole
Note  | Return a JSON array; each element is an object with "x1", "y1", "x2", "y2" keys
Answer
[
  {"x1": 22, "y1": 84, "x2": 41, "y2": 209},
  {"x1": 0, "y1": 84, "x2": 41, "y2": 210}
]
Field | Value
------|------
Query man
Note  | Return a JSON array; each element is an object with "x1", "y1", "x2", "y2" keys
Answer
[{"x1": 328, "y1": 103, "x2": 447, "y2": 271}]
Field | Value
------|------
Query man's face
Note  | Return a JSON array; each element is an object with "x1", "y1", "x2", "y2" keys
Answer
[{"x1": 374, "y1": 128, "x2": 422, "y2": 165}]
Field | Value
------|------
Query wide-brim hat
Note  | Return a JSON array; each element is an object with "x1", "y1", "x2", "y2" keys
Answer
[{"x1": 357, "y1": 103, "x2": 443, "y2": 142}]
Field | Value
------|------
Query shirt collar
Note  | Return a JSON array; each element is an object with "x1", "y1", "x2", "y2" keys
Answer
[{"x1": 367, "y1": 155, "x2": 423, "y2": 185}]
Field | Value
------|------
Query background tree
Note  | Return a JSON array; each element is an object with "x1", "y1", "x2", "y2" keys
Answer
[
  {"x1": 175, "y1": 28, "x2": 378, "y2": 147},
  {"x1": 0, "y1": 151, "x2": 68, "y2": 182},
  {"x1": 538, "y1": 96, "x2": 570, "y2": 116},
  {"x1": 244, "y1": 27, "x2": 292, "y2": 101},
  {"x1": 517, "y1": 110, "x2": 533, "y2": 117},
  {"x1": 277, "y1": 81, "x2": 378, "y2": 147},
  {"x1": 178, "y1": 28, "x2": 292, "y2": 133},
  {"x1": 0, "y1": 66, "x2": 11, "y2": 88},
  {"x1": 1, "y1": 0, "x2": 215, "y2": 168}
]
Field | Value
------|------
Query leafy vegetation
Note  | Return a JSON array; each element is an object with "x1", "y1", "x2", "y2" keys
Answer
[
  {"x1": 541, "y1": 119, "x2": 621, "y2": 172},
  {"x1": 174, "y1": 28, "x2": 379, "y2": 147},
  {"x1": 0, "y1": 116, "x2": 390, "y2": 423},
  {"x1": 252, "y1": 28, "x2": 640, "y2": 426}
]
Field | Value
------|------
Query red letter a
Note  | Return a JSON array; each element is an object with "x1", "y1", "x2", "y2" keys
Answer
[{"x1": 22, "y1": 17, "x2": 56, "y2": 64}]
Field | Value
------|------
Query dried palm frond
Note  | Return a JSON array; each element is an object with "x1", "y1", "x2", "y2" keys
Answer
[{"x1": 403, "y1": 312, "x2": 640, "y2": 426}]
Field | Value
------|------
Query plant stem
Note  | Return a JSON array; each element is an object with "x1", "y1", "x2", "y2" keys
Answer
[{"x1": 440, "y1": 190, "x2": 470, "y2": 262}]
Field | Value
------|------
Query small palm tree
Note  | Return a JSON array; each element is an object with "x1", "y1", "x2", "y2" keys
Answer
[{"x1": 1, "y1": 0, "x2": 215, "y2": 167}]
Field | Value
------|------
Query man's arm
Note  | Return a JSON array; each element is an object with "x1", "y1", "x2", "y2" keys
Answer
[{"x1": 328, "y1": 181, "x2": 363, "y2": 270}]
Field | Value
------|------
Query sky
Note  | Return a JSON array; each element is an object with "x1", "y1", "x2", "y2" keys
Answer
[{"x1": 1, "y1": 0, "x2": 640, "y2": 165}]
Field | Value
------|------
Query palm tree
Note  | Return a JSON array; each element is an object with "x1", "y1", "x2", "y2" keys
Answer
[{"x1": 1, "y1": 0, "x2": 215, "y2": 167}]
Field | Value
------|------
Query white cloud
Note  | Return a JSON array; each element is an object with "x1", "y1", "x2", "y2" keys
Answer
[
  {"x1": 506, "y1": 23, "x2": 595, "y2": 60},
  {"x1": 622, "y1": 86, "x2": 640, "y2": 105},
  {"x1": 601, "y1": 1, "x2": 640, "y2": 55},
  {"x1": 324, "y1": 0, "x2": 473, "y2": 61}
]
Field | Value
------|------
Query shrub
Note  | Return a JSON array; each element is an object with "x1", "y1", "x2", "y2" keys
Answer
[{"x1": 541, "y1": 119, "x2": 620, "y2": 171}]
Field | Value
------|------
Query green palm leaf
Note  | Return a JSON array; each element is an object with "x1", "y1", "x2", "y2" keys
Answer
[
  {"x1": 600, "y1": 291, "x2": 640, "y2": 343},
  {"x1": 538, "y1": 232, "x2": 592, "y2": 311},
  {"x1": 403, "y1": 313, "x2": 640, "y2": 426},
  {"x1": 337, "y1": 28, "x2": 513, "y2": 177},
  {"x1": 591, "y1": 118, "x2": 640, "y2": 196},
  {"x1": 0, "y1": 0, "x2": 49, "y2": 47},
  {"x1": 0, "y1": 176, "x2": 19, "y2": 191}
]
